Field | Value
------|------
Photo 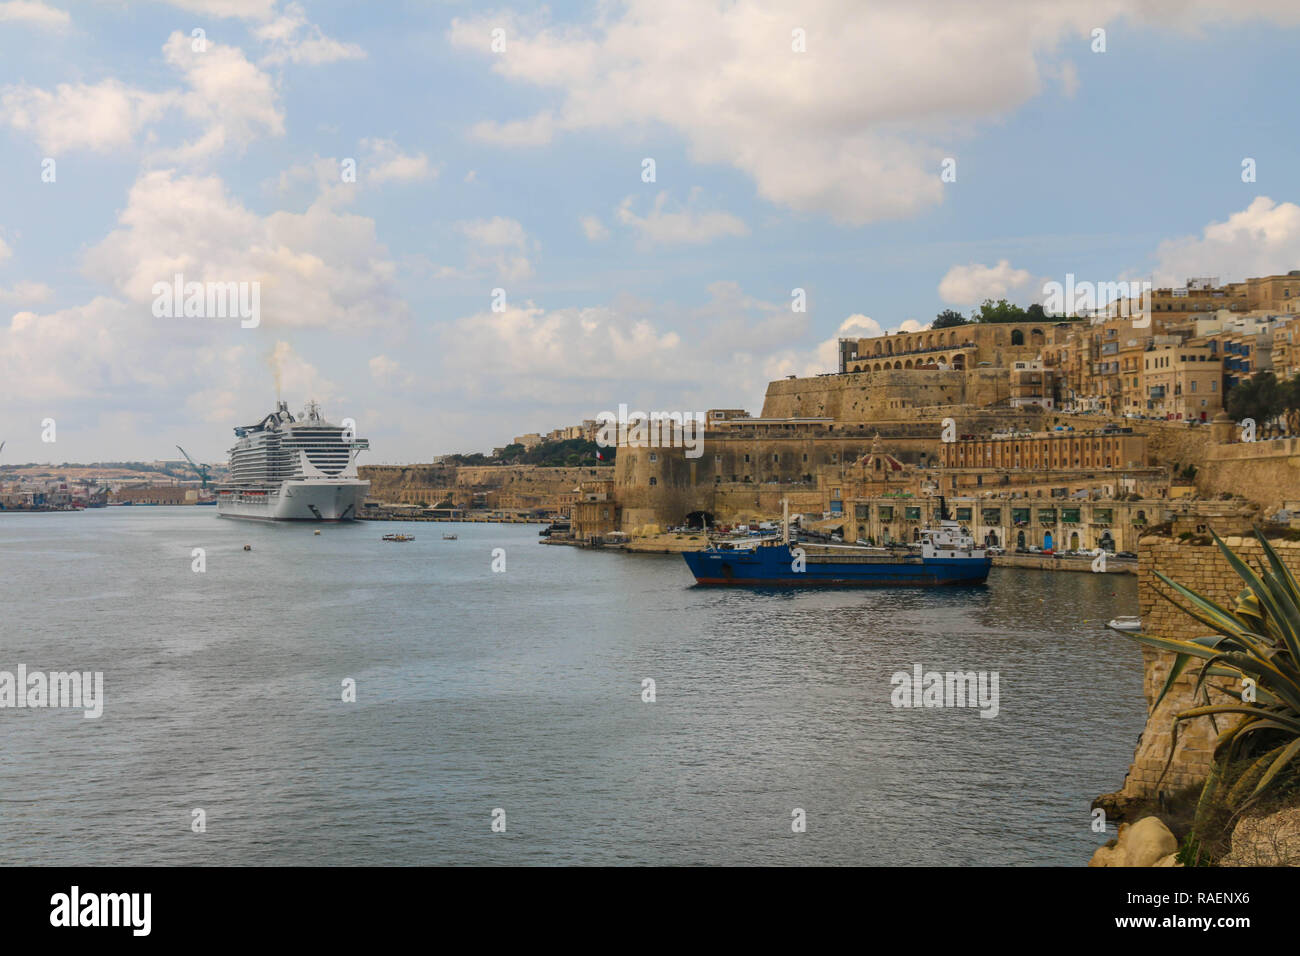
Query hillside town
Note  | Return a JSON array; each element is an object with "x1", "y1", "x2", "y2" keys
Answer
[{"x1": 355, "y1": 271, "x2": 1300, "y2": 564}]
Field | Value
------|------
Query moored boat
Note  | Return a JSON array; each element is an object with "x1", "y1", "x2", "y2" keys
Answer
[{"x1": 682, "y1": 497, "x2": 991, "y2": 587}]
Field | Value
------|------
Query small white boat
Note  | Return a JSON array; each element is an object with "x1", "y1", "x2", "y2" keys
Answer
[
  {"x1": 442, "y1": 533, "x2": 458, "y2": 540},
  {"x1": 1108, "y1": 615, "x2": 1141, "y2": 632}
]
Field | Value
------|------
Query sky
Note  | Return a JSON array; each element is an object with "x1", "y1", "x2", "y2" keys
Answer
[{"x1": 2, "y1": 0, "x2": 1300, "y2": 465}]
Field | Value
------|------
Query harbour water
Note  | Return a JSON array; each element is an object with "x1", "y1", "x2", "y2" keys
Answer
[{"x1": 0, "y1": 509, "x2": 1143, "y2": 865}]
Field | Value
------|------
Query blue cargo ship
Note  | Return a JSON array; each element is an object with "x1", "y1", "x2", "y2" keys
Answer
[{"x1": 682, "y1": 499, "x2": 991, "y2": 587}]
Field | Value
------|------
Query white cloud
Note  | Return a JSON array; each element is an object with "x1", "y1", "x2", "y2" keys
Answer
[
  {"x1": 460, "y1": 216, "x2": 526, "y2": 248},
  {"x1": 266, "y1": 339, "x2": 335, "y2": 401},
  {"x1": 0, "y1": 1, "x2": 69, "y2": 29},
  {"x1": 1151, "y1": 197, "x2": 1300, "y2": 286},
  {"x1": 0, "y1": 80, "x2": 173, "y2": 154},
  {"x1": 255, "y1": 2, "x2": 366, "y2": 66},
  {"x1": 0, "y1": 32, "x2": 281, "y2": 160},
  {"x1": 0, "y1": 237, "x2": 10, "y2": 261},
  {"x1": 360, "y1": 138, "x2": 436, "y2": 183},
  {"x1": 1059, "y1": 60, "x2": 1080, "y2": 98},
  {"x1": 159, "y1": 30, "x2": 284, "y2": 161},
  {"x1": 436, "y1": 282, "x2": 816, "y2": 414},
  {"x1": 0, "y1": 297, "x2": 170, "y2": 402},
  {"x1": 938, "y1": 259, "x2": 1032, "y2": 305},
  {"x1": 449, "y1": 1, "x2": 1300, "y2": 225},
  {"x1": 468, "y1": 111, "x2": 555, "y2": 147},
  {"x1": 154, "y1": 0, "x2": 277, "y2": 18},
  {"x1": 0, "y1": 280, "x2": 54, "y2": 304},
  {"x1": 615, "y1": 190, "x2": 748, "y2": 245},
  {"x1": 581, "y1": 215, "x2": 610, "y2": 241},
  {"x1": 369, "y1": 353, "x2": 416, "y2": 389},
  {"x1": 456, "y1": 216, "x2": 535, "y2": 280},
  {"x1": 768, "y1": 312, "x2": 928, "y2": 380},
  {"x1": 83, "y1": 169, "x2": 405, "y2": 330}
]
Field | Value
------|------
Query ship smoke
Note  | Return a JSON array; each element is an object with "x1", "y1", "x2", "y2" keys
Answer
[{"x1": 267, "y1": 342, "x2": 290, "y2": 403}]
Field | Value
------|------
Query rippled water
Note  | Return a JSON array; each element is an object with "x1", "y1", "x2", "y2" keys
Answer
[{"x1": 0, "y1": 508, "x2": 1143, "y2": 865}]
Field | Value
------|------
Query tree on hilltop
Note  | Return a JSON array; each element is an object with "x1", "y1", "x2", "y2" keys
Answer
[
  {"x1": 933, "y1": 309, "x2": 968, "y2": 329},
  {"x1": 972, "y1": 298, "x2": 1028, "y2": 323}
]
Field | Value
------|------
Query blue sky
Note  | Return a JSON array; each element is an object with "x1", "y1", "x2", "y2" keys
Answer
[{"x1": 2, "y1": 0, "x2": 1300, "y2": 464}]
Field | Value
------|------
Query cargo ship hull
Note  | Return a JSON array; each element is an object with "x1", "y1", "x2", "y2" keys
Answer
[{"x1": 683, "y1": 543, "x2": 990, "y2": 587}]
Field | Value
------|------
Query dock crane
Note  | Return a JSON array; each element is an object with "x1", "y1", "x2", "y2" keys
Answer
[{"x1": 175, "y1": 445, "x2": 212, "y2": 490}]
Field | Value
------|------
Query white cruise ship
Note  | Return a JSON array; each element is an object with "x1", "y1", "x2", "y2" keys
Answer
[{"x1": 216, "y1": 401, "x2": 370, "y2": 521}]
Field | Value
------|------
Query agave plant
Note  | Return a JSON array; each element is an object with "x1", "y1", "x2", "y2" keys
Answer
[{"x1": 1123, "y1": 528, "x2": 1300, "y2": 818}]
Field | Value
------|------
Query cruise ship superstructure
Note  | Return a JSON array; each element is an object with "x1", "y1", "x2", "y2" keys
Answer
[{"x1": 216, "y1": 401, "x2": 370, "y2": 521}]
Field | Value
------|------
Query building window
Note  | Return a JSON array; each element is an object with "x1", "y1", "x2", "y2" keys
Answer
[
  {"x1": 648, "y1": 477, "x2": 657, "y2": 486},
  {"x1": 649, "y1": 453, "x2": 657, "y2": 462}
]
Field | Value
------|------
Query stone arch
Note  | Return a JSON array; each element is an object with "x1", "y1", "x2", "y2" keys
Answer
[
  {"x1": 684, "y1": 510, "x2": 714, "y2": 529},
  {"x1": 893, "y1": 360, "x2": 902, "y2": 370},
  {"x1": 904, "y1": 359, "x2": 913, "y2": 369},
  {"x1": 1011, "y1": 329, "x2": 1025, "y2": 346}
]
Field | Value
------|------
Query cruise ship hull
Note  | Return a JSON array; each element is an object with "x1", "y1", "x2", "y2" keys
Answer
[
  {"x1": 217, "y1": 480, "x2": 369, "y2": 522},
  {"x1": 683, "y1": 543, "x2": 991, "y2": 587}
]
